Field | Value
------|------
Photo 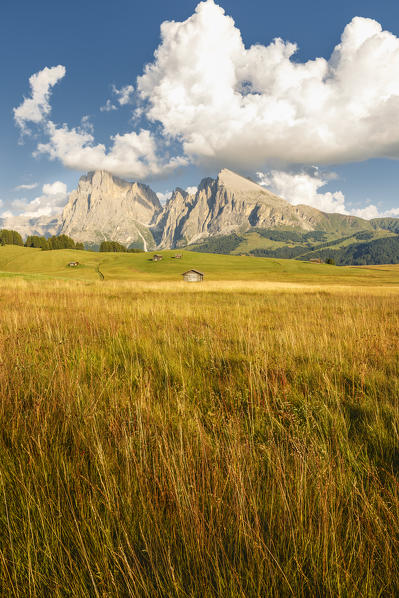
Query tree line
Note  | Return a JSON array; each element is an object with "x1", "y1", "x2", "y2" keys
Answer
[
  {"x1": 99, "y1": 241, "x2": 142, "y2": 253},
  {"x1": 0, "y1": 230, "x2": 144, "y2": 253},
  {"x1": 0, "y1": 230, "x2": 84, "y2": 250}
]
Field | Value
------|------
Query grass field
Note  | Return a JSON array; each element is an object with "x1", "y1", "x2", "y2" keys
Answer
[
  {"x1": 0, "y1": 250, "x2": 399, "y2": 596},
  {"x1": 2, "y1": 244, "x2": 399, "y2": 286}
]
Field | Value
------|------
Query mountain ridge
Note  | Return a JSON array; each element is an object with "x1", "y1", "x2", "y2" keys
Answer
[{"x1": 2, "y1": 168, "x2": 397, "y2": 252}]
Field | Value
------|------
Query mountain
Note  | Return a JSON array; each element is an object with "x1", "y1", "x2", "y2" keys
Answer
[
  {"x1": 3, "y1": 168, "x2": 398, "y2": 264},
  {"x1": 0, "y1": 214, "x2": 60, "y2": 239},
  {"x1": 156, "y1": 169, "x2": 372, "y2": 248},
  {"x1": 58, "y1": 170, "x2": 161, "y2": 249}
]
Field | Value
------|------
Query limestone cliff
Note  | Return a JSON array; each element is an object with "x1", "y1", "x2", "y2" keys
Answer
[
  {"x1": 7, "y1": 168, "x2": 372, "y2": 249},
  {"x1": 59, "y1": 170, "x2": 161, "y2": 249},
  {"x1": 156, "y1": 169, "x2": 360, "y2": 248}
]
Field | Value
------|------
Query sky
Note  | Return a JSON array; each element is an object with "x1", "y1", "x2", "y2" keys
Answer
[{"x1": 2, "y1": 0, "x2": 399, "y2": 220}]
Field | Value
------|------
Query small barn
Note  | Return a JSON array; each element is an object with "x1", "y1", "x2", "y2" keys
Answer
[
  {"x1": 182, "y1": 269, "x2": 204, "y2": 282},
  {"x1": 67, "y1": 261, "x2": 79, "y2": 267},
  {"x1": 152, "y1": 254, "x2": 163, "y2": 262}
]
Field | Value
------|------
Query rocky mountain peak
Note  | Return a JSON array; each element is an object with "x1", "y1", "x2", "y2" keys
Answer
[
  {"x1": 57, "y1": 170, "x2": 161, "y2": 248},
  {"x1": 216, "y1": 168, "x2": 265, "y2": 193},
  {"x1": 5, "y1": 167, "x2": 374, "y2": 253}
]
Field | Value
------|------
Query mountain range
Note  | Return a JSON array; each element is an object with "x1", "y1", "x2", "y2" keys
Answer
[{"x1": 2, "y1": 168, "x2": 399, "y2": 262}]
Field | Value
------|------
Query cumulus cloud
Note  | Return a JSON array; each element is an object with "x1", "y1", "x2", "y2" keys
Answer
[
  {"x1": 15, "y1": 68, "x2": 186, "y2": 178},
  {"x1": 257, "y1": 169, "x2": 347, "y2": 214},
  {"x1": 112, "y1": 84, "x2": 135, "y2": 106},
  {"x1": 35, "y1": 122, "x2": 187, "y2": 179},
  {"x1": 14, "y1": 183, "x2": 38, "y2": 191},
  {"x1": 100, "y1": 99, "x2": 117, "y2": 112},
  {"x1": 14, "y1": 65, "x2": 66, "y2": 133},
  {"x1": 9, "y1": 181, "x2": 68, "y2": 218},
  {"x1": 351, "y1": 204, "x2": 399, "y2": 219},
  {"x1": 14, "y1": 1, "x2": 399, "y2": 192},
  {"x1": 137, "y1": 1, "x2": 399, "y2": 167},
  {"x1": 257, "y1": 168, "x2": 399, "y2": 219}
]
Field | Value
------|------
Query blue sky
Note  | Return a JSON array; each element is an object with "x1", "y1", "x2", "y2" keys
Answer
[{"x1": 2, "y1": 0, "x2": 399, "y2": 219}]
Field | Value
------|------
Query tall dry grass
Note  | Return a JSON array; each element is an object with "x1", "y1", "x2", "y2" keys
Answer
[{"x1": 0, "y1": 279, "x2": 398, "y2": 597}]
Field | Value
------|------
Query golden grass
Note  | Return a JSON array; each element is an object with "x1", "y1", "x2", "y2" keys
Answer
[{"x1": 0, "y1": 279, "x2": 398, "y2": 596}]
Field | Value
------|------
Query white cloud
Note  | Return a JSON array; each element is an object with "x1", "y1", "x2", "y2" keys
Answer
[
  {"x1": 100, "y1": 99, "x2": 117, "y2": 112},
  {"x1": 351, "y1": 204, "x2": 399, "y2": 219},
  {"x1": 9, "y1": 181, "x2": 68, "y2": 218},
  {"x1": 14, "y1": 1, "x2": 399, "y2": 191},
  {"x1": 14, "y1": 183, "x2": 38, "y2": 191},
  {"x1": 35, "y1": 121, "x2": 188, "y2": 179},
  {"x1": 80, "y1": 115, "x2": 94, "y2": 133},
  {"x1": 257, "y1": 168, "x2": 399, "y2": 219},
  {"x1": 100, "y1": 85, "x2": 134, "y2": 113},
  {"x1": 257, "y1": 169, "x2": 348, "y2": 214},
  {"x1": 156, "y1": 191, "x2": 172, "y2": 204},
  {"x1": 112, "y1": 84, "x2": 135, "y2": 106},
  {"x1": 185, "y1": 186, "x2": 198, "y2": 195},
  {"x1": 14, "y1": 65, "x2": 66, "y2": 133},
  {"x1": 137, "y1": 1, "x2": 399, "y2": 167}
]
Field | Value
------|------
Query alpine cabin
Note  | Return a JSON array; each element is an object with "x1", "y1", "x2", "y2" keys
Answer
[{"x1": 182, "y1": 269, "x2": 204, "y2": 282}]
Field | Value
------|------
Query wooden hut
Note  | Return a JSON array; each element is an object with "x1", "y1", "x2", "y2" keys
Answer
[
  {"x1": 182, "y1": 269, "x2": 204, "y2": 282},
  {"x1": 152, "y1": 254, "x2": 163, "y2": 262},
  {"x1": 67, "y1": 261, "x2": 79, "y2": 267}
]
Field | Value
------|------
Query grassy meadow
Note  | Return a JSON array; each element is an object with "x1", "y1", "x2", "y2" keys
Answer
[
  {"x1": 3, "y1": 244, "x2": 399, "y2": 285},
  {"x1": 0, "y1": 249, "x2": 399, "y2": 596}
]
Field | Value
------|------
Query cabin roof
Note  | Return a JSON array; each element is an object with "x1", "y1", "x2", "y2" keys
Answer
[{"x1": 182, "y1": 269, "x2": 204, "y2": 275}]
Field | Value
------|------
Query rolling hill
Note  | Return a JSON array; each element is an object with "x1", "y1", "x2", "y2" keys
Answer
[{"x1": 1, "y1": 244, "x2": 399, "y2": 286}]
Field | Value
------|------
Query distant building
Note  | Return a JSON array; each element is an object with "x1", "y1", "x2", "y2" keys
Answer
[
  {"x1": 67, "y1": 261, "x2": 79, "y2": 267},
  {"x1": 182, "y1": 269, "x2": 204, "y2": 282},
  {"x1": 309, "y1": 258, "x2": 323, "y2": 264},
  {"x1": 171, "y1": 254, "x2": 183, "y2": 259},
  {"x1": 152, "y1": 254, "x2": 163, "y2": 262}
]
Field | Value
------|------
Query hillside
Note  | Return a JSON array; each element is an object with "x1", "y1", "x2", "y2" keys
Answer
[
  {"x1": 1, "y1": 244, "x2": 399, "y2": 286},
  {"x1": 189, "y1": 227, "x2": 399, "y2": 265}
]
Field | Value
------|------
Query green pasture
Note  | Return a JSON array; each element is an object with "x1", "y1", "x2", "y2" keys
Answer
[{"x1": 1, "y1": 244, "x2": 399, "y2": 285}]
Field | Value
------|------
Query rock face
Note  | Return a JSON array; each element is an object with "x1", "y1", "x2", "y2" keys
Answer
[
  {"x1": 59, "y1": 170, "x2": 161, "y2": 249},
  {"x1": 6, "y1": 168, "x2": 372, "y2": 248},
  {"x1": 156, "y1": 169, "x2": 365, "y2": 248}
]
